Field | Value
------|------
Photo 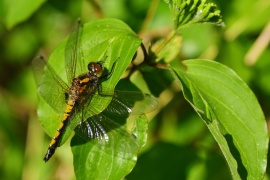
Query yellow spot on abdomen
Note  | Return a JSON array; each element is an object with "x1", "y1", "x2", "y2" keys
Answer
[
  {"x1": 49, "y1": 99, "x2": 75, "y2": 147},
  {"x1": 50, "y1": 139, "x2": 56, "y2": 146}
]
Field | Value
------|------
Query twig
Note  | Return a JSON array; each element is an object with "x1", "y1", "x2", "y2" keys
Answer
[
  {"x1": 140, "y1": 0, "x2": 160, "y2": 33},
  {"x1": 245, "y1": 20, "x2": 270, "y2": 66},
  {"x1": 87, "y1": 0, "x2": 104, "y2": 18}
]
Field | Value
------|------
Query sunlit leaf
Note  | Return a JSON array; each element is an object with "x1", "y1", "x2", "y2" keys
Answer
[
  {"x1": 36, "y1": 18, "x2": 141, "y2": 147},
  {"x1": 164, "y1": 0, "x2": 224, "y2": 30},
  {"x1": 0, "y1": 0, "x2": 45, "y2": 29},
  {"x1": 174, "y1": 59, "x2": 268, "y2": 180},
  {"x1": 71, "y1": 114, "x2": 148, "y2": 180}
]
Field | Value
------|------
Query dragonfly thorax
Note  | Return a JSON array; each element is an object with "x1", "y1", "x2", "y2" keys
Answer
[{"x1": 68, "y1": 72, "x2": 99, "y2": 102}]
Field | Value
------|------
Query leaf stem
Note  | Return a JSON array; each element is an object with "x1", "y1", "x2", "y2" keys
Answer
[
  {"x1": 153, "y1": 22, "x2": 191, "y2": 56},
  {"x1": 153, "y1": 30, "x2": 176, "y2": 55},
  {"x1": 140, "y1": 43, "x2": 148, "y2": 61}
]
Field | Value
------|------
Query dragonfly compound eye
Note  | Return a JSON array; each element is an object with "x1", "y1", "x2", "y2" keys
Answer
[{"x1": 88, "y1": 62, "x2": 103, "y2": 77}]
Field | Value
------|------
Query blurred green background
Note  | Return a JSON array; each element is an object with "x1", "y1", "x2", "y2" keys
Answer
[{"x1": 0, "y1": 0, "x2": 270, "y2": 179}]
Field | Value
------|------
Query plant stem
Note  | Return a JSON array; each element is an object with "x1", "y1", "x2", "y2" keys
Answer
[
  {"x1": 153, "y1": 21, "x2": 194, "y2": 56},
  {"x1": 153, "y1": 30, "x2": 176, "y2": 55},
  {"x1": 140, "y1": 0, "x2": 160, "y2": 33},
  {"x1": 140, "y1": 43, "x2": 148, "y2": 61}
]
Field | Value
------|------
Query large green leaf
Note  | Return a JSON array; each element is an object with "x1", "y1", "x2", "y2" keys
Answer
[
  {"x1": 71, "y1": 114, "x2": 148, "y2": 180},
  {"x1": 69, "y1": 78, "x2": 154, "y2": 179},
  {"x1": 37, "y1": 18, "x2": 141, "y2": 147},
  {"x1": 173, "y1": 60, "x2": 268, "y2": 180},
  {"x1": 0, "y1": 0, "x2": 45, "y2": 29}
]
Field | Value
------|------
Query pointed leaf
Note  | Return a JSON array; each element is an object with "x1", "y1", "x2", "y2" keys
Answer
[
  {"x1": 0, "y1": 0, "x2": 45, "y2": 29},
  {"x1": 173, "y1": 59, "x2": 268, "y2": 180},
  {"x1": 36, "y1": 18, "x2": 141, "y2": 147},
  {"x1": 71, "y1": 114, "x2": 148, "y2": 180}
]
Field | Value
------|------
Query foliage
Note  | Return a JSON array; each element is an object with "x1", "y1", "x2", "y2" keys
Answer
[{"x1": 0, "y1": 0, "x2": 270, "y2": 180}]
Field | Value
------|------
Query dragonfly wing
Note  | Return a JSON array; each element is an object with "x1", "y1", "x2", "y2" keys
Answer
[
  {"x1": 32, "y1": 56, "x2": 68, "y2": 113},
  {"x1": 63, "y1": 89, "x2": 101, "y2": 141},
  {"x1": 74, "y1": 112, "x2": 140, "y2": 156},
  {"x1": 65, "y1": 18, "x2": 85, "y2": 83},
  {"x1": 104, "y1": 90, "x2": 158, "y2": 116},
  {"x1": 65, "y1": 90, "x2": 158, "y2": 142}
]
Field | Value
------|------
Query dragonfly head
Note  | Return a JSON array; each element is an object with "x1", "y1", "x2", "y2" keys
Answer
[{"x1": 88, "y1": 62, "x2": 103, "y2": 77}]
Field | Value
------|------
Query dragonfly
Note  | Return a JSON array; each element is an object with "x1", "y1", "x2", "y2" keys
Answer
[{"x1": 32, "y1": 19, "x2": 158, "y2": 162}]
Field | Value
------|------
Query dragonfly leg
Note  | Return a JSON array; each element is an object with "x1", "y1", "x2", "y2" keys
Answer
[
  {"x1": 99, "y1": 59, "x2": 118, "y2": 82},
  {"x1": 97, "y1": 83, "x2": 114, "y2": 97},
  {"x1": 97, "y1": 59, "x2": 118, "y2": 96}
]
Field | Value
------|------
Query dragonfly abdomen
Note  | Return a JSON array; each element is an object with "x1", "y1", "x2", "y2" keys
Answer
[{"x1": 43, "y1": 98, "x2": 76, "y2": 162}]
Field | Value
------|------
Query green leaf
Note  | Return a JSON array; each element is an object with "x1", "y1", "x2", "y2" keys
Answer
[
  {"x1": 0, "y1": 0, "x2": 45, "y2": 29},
  {"x1": 164, "y1": 0, "x2": 224, "y2": 30},
  {"x1": 71, "y1": 114, "x2": 148, "y2": 180},
  {"x1": 152, "y1": 0, "x2": 224, "y2": 58},
  {"x1": 126, "y1": 142, "x2": 199, "y2": 180},
  {"x1": 37, "y1": 18, "x2": 141, "y2": 145},
  {"x1": 173, "y1": 60, "x2": 268, "y2": 180}
]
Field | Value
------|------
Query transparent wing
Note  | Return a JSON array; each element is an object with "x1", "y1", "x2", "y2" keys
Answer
[
  {"x1": 65, "y1": 18, "x2": 85, "y2": 83},
  {"x1": 63, "y1": 85, "x2": 102, "y2": 143},
  {"x1": 32, "y1": 56, "x2": 68, "y2": 113},
  {"x1": 71, "y1": 90, "x2": 158, "y2": 128},
  {"x1": 74, "y1": 112, "x2": 140, "y2": 156},
  {"x1": 64, "y1": 89, "x2": 158, "y2": 145},
  {"x1": 104, "y1": 90, "x2": 159, "y2": 116}
]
